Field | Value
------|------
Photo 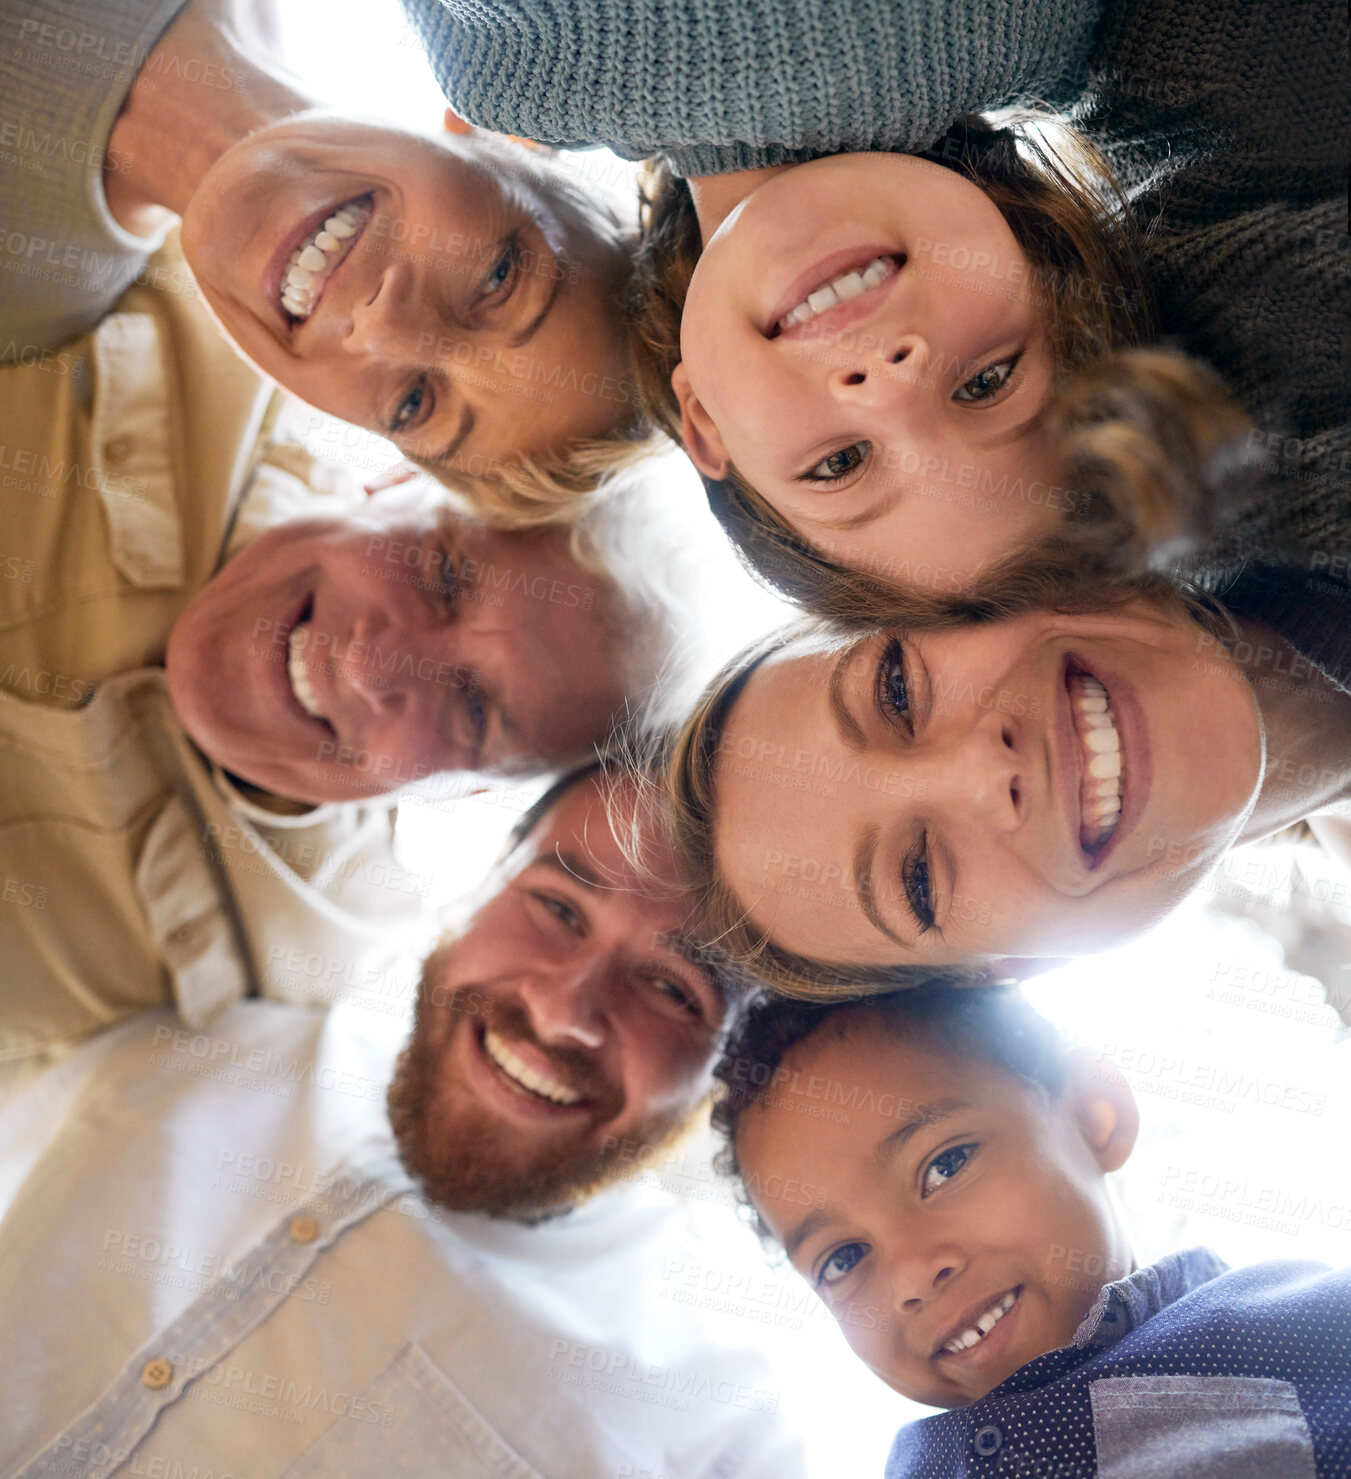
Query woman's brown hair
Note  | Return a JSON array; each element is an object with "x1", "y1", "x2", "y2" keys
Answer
[{"x1": 629, "y1": 114, "x2": 1255, "y2": 618}]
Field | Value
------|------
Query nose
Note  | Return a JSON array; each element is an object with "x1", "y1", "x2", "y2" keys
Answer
[
  {"x1": 343, "y1": 263, "x2": 423, "y2": 359},
  {"x1": 330, "y1": 607, "x2": 412, "y2": 717},
  {"x1": 917, "y1": 709, "x2": 1026, "y2": 832},
  {"x1": 824, "y1": 334, "x2": 930, "y2": 409},
  {"x1": 889, "y1": 1240, "x2": 965, "y2": 1315},
  {"x1": 515, "y1": 954, "x2": 610, "y2": 1051}
]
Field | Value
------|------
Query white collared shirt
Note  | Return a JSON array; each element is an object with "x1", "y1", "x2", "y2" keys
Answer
[{"x1": 0, "y1": 1003, "x2": 805, "y2": 1479}]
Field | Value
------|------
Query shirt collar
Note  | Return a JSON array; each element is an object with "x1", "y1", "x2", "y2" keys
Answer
[{"x1": 1071, "y1": 1247, "x2": 1230, "y2": 1352}]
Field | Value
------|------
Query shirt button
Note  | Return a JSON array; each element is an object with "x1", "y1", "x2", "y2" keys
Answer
[
  {"x1": 141, "y1": 1357, "x2": 173, "y2": 1389},
  {"x1": 974, "y1": 1425, "x2": 1003, "y2": 1456},
  {"x1": 104, "y1": 435, "x2": 134, "y2": 466},
  {"x1": 289, "y1": 1215, "x2": 320, "y2": 1244}
]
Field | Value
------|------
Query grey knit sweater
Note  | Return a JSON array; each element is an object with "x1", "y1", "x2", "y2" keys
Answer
[
  {"x1": 0, "y1": 0, "x2": 186, "y2": 355},
  {"x1": 400, "y1": 0, "x2": 1102, "y2": 179}
]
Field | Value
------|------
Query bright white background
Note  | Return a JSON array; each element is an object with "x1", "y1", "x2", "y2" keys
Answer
[{"x1": 277, "y1": 4, "x2": 1351, "y2": 1471}]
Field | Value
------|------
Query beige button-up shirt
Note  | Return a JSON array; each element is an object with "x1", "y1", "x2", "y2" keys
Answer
[{"x1": 0, "y1": 236, "x2": 427, "y2": 1062}]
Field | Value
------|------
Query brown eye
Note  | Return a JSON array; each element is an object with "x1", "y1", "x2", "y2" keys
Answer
[
  {"x1": 921, "y1": 1143, "x2": 976, "y2": 1196},
  {"x1": 805, "y1": 441, "x2": 870, "y2": 482},
  {"x1": 648, "y1": 975, "x2": 701, "y2": 1017},
  {"x1": 952, "y1": 355, "x2": 1020, "y2": 404}
]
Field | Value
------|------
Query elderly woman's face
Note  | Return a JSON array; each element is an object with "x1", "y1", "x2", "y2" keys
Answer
[
  {"x1": 181, "y1": 114, "x2": 632, "y2": 473},
  {"x1": 711, "y1": 602, "x2": 1264, "y2": 968}
]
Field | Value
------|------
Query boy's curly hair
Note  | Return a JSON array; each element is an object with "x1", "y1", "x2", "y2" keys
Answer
[
  {"x1": 628, "y1": 113, "x2": 1256, "y2": 615},
  {"x1": 711, "y1": 984, "x2": 1068, "y2": 1241}
]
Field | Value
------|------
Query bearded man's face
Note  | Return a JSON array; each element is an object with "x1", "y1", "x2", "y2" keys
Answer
[{"x1": 388, "y1": 776, "x2": 726, "y2": 1218}]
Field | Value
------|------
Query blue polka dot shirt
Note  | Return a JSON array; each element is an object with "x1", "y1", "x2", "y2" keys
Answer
[{"x1": 886, "y1": 1249, "x2": 1351, "y2": 1478}]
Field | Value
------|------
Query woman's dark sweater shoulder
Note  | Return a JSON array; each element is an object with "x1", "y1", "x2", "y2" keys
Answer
[{"x1": 1082, "y1": 0, "x2": 1350, "y2": 692}]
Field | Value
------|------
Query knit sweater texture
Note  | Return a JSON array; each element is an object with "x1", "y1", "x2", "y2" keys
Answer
[
  {"x1": 1074, "y1": 0, "x2": 1351, "y2": 692},
  {"x1": 0, "y1": 0, "x2": 186, "y2": 354},
  {"x1": 400, "y1": 0, "x2": 1102, "y2": 178}
]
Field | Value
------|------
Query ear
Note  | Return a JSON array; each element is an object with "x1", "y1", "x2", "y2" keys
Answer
[
  {"x1": 363, "y1": 461, "x2": 420, "y2": 498},
  {"x1": 1062, "y1": 1047, "x2": 1139, "y2": 1174},
  {"x1": 670, "y1": 362, "x2": 731, "y2": 480},
  {"x1": 442, "y1": 107, "x2": 476, "y2": 136}
]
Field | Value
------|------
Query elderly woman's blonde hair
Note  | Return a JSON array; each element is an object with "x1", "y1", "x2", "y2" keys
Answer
[{"x1": 404, "y1": 131, "x2": 669, "y2": 528}]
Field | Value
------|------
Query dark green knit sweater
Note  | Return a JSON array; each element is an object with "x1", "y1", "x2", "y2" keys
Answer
[{"x1": 1076, "y1": 0, "x2": 1350, "y2": 692}]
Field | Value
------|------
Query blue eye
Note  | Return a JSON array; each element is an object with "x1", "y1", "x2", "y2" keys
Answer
[
  {"x1": 952, "y1": 355, "x2": 1020, "y2": 404},
  {"x1": 482, "y1": 239, "x2": 519, "y2": 297},
  {"x1": 902, "y1": 846, "x2": 934, "y2": 932},
  {"x1": 391, "y1": 379, "x2": 427, "y2": 433},
  {"x1": 818, "y1": 1241, "x2": 869, "y2": 1288},
  {"x1": 534, "y1": 893, "x2": 582, "y2": 932},
  {"x1": 876, "y1": 638, "x2": 911, "y2": 724},
  {"x1": 804, "y1": 441, "x2": 871, "y2": 483},
  {"x1": 922, "y1": 1144, "x2": 975, "y2": 1197}
]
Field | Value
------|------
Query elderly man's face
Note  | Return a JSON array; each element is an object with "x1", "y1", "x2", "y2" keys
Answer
[
  {"x1": 387, "y1": 775, "x2": 727, "y2": 1217},
  {"x1": 165, "y1": 480, "x2": 633, "y2": 802}
]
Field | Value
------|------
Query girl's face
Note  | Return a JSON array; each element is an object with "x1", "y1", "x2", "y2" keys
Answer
[
  {"x1": 674, "y1": 154, "x2": 1065, "y2": 590},
  {"x1": 711, "y1": 602, "x2": 1264, "y2": 968}
]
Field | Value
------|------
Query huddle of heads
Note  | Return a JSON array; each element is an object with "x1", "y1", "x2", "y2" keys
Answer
[{"x1": 163, "y1": 106, "x2": 1312, "y2": 1234}]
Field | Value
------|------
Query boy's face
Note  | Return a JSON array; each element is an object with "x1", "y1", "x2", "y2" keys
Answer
[{"x1": 737, "y1": 1013, "x2": 1135, "y2": 1407}]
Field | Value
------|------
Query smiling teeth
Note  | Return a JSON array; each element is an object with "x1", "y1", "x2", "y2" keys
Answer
[
  {"x1": 941, "y1": 1290, "x2": 1017, "y2": 1356},
  {"x1": 287, "y1": 623, "x2": 328, "y2": 721},
  {"x1": 778, "y1": 256, "x2": 894, "y2": 332},
  {"x1": 1070, "y1": 673, "x2": 1123, "y2": 851},
  {"x1": 280, "y1": 196, "x2": 373, "y2": 321},
  {"x1": 483, "y1": 1029, "x2": 582, "y2": 1106}
]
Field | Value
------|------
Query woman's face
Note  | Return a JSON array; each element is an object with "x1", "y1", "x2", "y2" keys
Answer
[
  {"x1": 675, "y1": 154, "x2": 1065, "y2": 591},
  {"x1": 181, "y1": 114, "x2": 631, "y2": 472},
  {"x1": 712, "y1": 602, "x2": 1264, "y2": 968}
]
